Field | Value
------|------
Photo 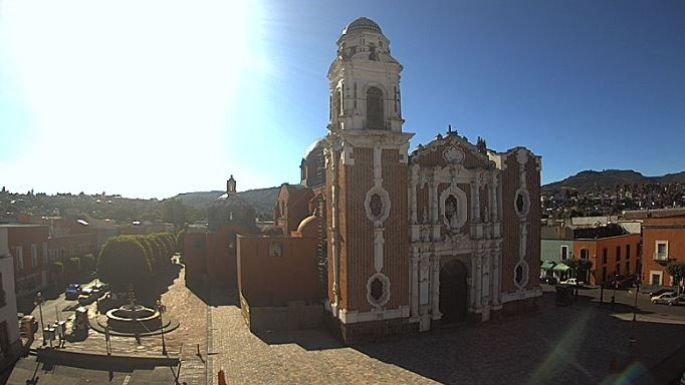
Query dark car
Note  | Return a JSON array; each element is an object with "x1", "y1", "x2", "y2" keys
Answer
[
  {"x1": 646, "y1": 288, "x2": 673, "y2": 297},
  {"x1": 604, "y1": 275, "x2": 638, "y2": 290},
  {"x1": 65, "y1": 284, "x2": 82, "y2": 300},
  {"x1": 541, "y1": 276, "x2": 558, "y2": 285}
]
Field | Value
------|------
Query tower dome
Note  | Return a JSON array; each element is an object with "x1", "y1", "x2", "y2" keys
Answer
[{"x1": 343, "y1": 17, "x2": 382, "y2": 35}]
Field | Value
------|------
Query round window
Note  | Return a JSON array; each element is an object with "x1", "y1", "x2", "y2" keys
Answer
[
  {"x1": 514, "y1": 262, "x2": 529, "y2": 288},
  {"x1": 514, "y1": 189, "x2": 530, "y2": 217},
  {"x1": 370, "y1": 193, "x2": 383, "y2": 218},
  {"x1": 367, "y1": 273, "x2": 390, "y2": 307},
  {"x1": 370, "y1": 278, "x2": 383, "y2": 302}
]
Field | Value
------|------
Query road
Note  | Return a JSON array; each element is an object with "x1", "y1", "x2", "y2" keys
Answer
[
  {"x1": 28, "y1": 279, "x2": 100, "y2": 344},
  {"x1": 6, "y1": 354, "x2": 178, "y2": 385},
  {"x1": 542, "y1": 284, "x2": 685, "y2": 319}
]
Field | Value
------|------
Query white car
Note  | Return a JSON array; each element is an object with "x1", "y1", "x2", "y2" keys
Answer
[
  {"x1": 560, "y1": 278, "x2": 584, "y2": 286},
  {"x1": 651, "y1": 292, "x2": 682, "y2": 306}
]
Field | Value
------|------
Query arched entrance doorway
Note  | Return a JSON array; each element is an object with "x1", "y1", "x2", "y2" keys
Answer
[{"x1": 439, "y1": 259, "x2": 468, "y2": 323}]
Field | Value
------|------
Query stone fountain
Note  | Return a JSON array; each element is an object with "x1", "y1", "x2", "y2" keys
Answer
[{"x1": 91, "y1": 288, "x2": 178, "y2": 337}]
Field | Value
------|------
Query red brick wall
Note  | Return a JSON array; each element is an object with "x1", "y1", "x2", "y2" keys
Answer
[
  {"x1": 334, "y1": 146, "x2": 410, "y2": 313},
  {"x1": 184, "y1": 231, "x2": 208, "y2": 283},
  {"x1": 6, "y1": 225, "x2": 49, "y2": 294},
  {"x1": 499, "y1": 151, "x2": 541, "y2": 293},
  {"x1": 238, "y1": 236, "x2": 320, "y2": 307}
]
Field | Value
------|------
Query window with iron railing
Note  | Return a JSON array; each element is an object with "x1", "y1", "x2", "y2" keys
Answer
[{"x1": 655, "y1": 241, "x2": 668, "y2": 261}]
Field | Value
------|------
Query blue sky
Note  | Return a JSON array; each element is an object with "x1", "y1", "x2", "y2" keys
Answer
[{"x1": 1, "y1": 0, "x2": 684, "y2": 198}]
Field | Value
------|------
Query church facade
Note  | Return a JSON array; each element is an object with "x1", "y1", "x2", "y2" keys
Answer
[
  {"x1": 234, "y1": 17, "x2": 541, "y2": 342},
  {"x1": 322, "y1": 18, "x2": 542, "y2": 341}
]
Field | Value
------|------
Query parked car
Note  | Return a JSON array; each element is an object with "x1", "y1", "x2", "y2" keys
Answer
[
  {"x1": 65, "y1": 284, "x2": 82, "y2": 300},
  {"x1": 560, "y1": 278, "x2": 584, "y2": 286},
  {"x1": 646, "y1": 288, "x2": 673, "y2": 297},
  {"x1": 651, "y1": 292, "x2": 683, "y2": 305},
  {"x1": 77, "y1": 288, "x2": 95, "y2": 305},
  {"x1": 540, "y1": 276, "x2": 558, "y2": 285}
]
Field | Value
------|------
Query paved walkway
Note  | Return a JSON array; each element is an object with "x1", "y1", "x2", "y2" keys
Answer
[
  {"x1": 208, "y1": 292, "x2": 685, "y2": 385},
  {"x1": 207, "y1": 304, "x2": 436, "y2": 385}
]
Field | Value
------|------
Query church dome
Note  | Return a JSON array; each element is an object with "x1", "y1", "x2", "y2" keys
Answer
[{"x1": 343, "y1": 17, "x2": 382, "y2": 35}]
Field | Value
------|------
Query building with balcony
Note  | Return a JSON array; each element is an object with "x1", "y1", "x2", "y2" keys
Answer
[{"x1": 639, "y1": 209, "x2": 685, "y2": 288}]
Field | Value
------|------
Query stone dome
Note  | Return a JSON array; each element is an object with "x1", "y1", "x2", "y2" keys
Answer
[{"x1": 343, "y1": 17, "x2": 382, "y2": 35}]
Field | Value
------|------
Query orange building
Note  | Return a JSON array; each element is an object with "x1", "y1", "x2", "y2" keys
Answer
[
  {"x1": 640, "y1": 209, "x2": 685, "y2": 288},
  {"x1": 573, "y1": 224, "x2": 640, "y2": 286}
]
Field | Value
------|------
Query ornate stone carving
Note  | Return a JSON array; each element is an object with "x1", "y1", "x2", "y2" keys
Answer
[{"x1": 443, "y1": 146, "x2": 465, "y2": 164}]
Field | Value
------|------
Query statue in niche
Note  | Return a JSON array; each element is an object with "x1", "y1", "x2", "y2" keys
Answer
[{"x1": 444, "y1": 195, "x2": 459, "y2": 230}]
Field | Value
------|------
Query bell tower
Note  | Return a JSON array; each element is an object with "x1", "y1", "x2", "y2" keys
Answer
[{"x1": 325, "y1": 17, "x2": 415, "y2": 342}]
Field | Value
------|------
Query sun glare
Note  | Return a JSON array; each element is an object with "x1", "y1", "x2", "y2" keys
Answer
[{"x1": 0, "y1": 0, "x2": 263, "y2": 198}]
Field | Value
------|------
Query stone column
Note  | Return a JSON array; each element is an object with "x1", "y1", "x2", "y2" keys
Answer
[
  {"x1": 431, "y1": 254, "x2": 441, "y2": 320},
  {"x1": 471, "y1": 179, "x2": 481, "y2": 223},
  {"x1": 493, "y1": 246, "x2": 502, "y2": 307},
  {"x1": 474, "y1": 250, "x2": 483, "y2": 312},
  {"x1": 430, "y1": 170, "x2": 440, "y2": 241},
  {"x1": 410, "y1": 165, "x2": 419, "y2": 225},
  {"x1": 411, "y1": 251, "x2": 419, "y2": 319}
]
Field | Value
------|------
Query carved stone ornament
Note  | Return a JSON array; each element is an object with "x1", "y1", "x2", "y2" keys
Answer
[{"x1": 442, "y1": 146, "x2": 465, "y2": 164}]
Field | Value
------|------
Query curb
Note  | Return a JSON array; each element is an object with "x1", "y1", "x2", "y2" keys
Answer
[{"x1": 37, "y1": 347, "x2": 180, "y2": 368}]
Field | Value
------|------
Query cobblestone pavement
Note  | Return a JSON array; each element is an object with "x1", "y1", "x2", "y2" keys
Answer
[
  {"x1": 208, "y1": 293, "x2": 685, "y2": 385},
  {"x1": 26, "y1": 264, "x2": 208, "y2": 385},
  {"x1": 208, "y1": 302, "x2": 437, "y2": 385}
]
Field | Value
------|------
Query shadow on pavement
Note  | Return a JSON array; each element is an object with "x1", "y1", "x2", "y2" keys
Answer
[
  {"x1": 349, "y1": 293, "x2": 685, "y2": 385},
  {"x1": 253, "y1": 328, "x2": 344, "y2": 351}
]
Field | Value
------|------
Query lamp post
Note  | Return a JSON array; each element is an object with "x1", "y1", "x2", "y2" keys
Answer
[
  {"x1": 611, "y1": 274, "x2": 618, "y2": 310},
  {"x1": 156, "y1": 300, "x2": 167, "y2": 356},
  {"x1": 34, "y1": 291, "x2": 45, "y2": 346},
  {"x1": 632, "y1": 281, "x2": 640, "y2": 322}
]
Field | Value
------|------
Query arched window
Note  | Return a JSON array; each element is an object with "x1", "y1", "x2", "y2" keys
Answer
[{"x1": 366, "y1": 86, "x2": 384, "y2": 130}]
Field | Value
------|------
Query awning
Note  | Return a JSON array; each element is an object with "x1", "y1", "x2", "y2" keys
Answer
[
  {"x1": 541, "y1": 261, "x2": 556, "y2": 270},
  {"x1": 553, "y1": 263, "x2": 571, "y2": 272}
]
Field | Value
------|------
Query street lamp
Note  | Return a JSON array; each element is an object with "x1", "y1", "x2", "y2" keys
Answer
[
  {"x1": 34, "y1": 291, "x2": 45, "y2": 346},
  {"x1": 156, "y1": 299, "x2": 167, "y2": 356},
  {"x1": 632, "y1": 280, "x2": 640, "y2": 322}
]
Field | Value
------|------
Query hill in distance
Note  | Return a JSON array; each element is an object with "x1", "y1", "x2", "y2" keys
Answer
[
  {"x1": 173, "y1": 186, "x2": 280, "y2": 220},
  {"x1": 544, "y1": 169, "x2": 685, "y2": 192}
]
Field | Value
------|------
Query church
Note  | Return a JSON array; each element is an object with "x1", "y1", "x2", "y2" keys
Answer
[{"x1": 235, "y1": 17, "x2": 542, "y2": 342}]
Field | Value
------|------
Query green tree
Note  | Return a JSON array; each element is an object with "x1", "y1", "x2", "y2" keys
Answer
[
  {"x1": 97, "y1": 236, "x2": 151, "y2": 290},
  {"x1": 162, "y1": 199, "x2": 188, "y2": 229},
  {"x1": 176, "y1": 228, "x2": 186, "y2": 254},
  {"x1": 666, "y1": 261, "x2": 685, "y2": 294},
  {"x1": 136, "y1": 236, "x2": 156, "y2": 270}
]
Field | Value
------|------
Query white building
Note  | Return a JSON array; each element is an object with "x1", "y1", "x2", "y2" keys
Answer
[{"x1": 0, "y1": 227, "x2": 21, "y2": 369}]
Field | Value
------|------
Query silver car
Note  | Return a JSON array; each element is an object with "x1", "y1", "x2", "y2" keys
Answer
[{"x1": 651, "y1": 292, "x2": 682, "y2": 306}]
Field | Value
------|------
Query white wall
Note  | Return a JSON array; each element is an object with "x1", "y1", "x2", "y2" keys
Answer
[{"x1": 0, "y1": 228, "x2": 20, "y2": 349}]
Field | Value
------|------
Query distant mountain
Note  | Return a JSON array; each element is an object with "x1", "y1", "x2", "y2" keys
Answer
[
  {"x1": 173, "y1": 186, "x2": 280, "y2": 220},
  {"x1": 543, "y1": 169, "x2": 685, "y2": 192}
]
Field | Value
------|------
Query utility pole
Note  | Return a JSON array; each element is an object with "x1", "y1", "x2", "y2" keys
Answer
[
  {"x1": 157, "y1": 300, "x2": 167, "y2": 355},
  {"x1": 35, "y1": 292, "x2": 46, "y2": 346}
]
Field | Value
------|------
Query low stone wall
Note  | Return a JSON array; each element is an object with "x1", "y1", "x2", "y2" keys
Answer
[
  {"x1": 326, "y1": 314, "x2": 418, "y2": 344},
  {"x1": 37, "y1": 347, "x2": 179, "y2": 368},
  {"x1": 242, "y1": 297, "x2": 323, "y2": 333}
]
